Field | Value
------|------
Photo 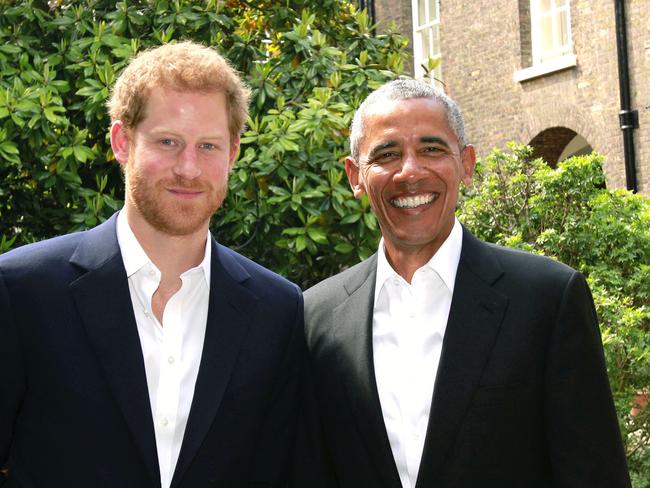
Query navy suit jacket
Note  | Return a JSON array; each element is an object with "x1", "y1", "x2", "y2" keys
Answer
[
  {"x1": 300, "y1": 227, "x2": 630, "y2": 487},
  {"x1": 0, "y1": 213, "x2": 305, "y2": 487}
]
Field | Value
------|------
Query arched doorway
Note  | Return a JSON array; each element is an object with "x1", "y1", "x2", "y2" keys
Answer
[
  {"x1": 528, "y1": 127, "x2": 593, "y2": 167},
  {"x1": 557, "y1": 133, "x2": 593, "y2": 160}
]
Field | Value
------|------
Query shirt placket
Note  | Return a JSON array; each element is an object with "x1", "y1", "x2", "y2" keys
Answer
[
  {"x1": 155, "y1": 278, "x2": 184, "y2": 485},
  {"x1": 390, "y1": 280, "x2": 421, "y2": 488}
]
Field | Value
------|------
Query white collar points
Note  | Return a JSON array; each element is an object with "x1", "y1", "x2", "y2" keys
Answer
[
  {"x1": 116, "y1": 210, "x2": 211, "y2": 287},
  {"x1": 374, "y1": 218, "x2": 463, "y2": 303}
]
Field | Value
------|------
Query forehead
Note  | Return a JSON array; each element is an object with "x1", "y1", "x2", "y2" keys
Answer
[
  {"x1": 145, "y1": 86, "x2": 227, "y2": 110},
  {"x1": 360, "y1": 97, "x2": 456, "y2": 148},
  {"x1": 137, "y1": 87, "x2": 228, "y2": 129}
]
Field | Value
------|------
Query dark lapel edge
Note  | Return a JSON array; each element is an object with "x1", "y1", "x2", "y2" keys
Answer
[
  {"x1": 68, "y1": 214, "x2": 160, "y2": 486},
  {"x1": 416, "y1": 228, "x2": 509, "y2": 487},
  {"x1": 172, "y1": 240, "x2": 257, "y2": 486},
  {"x1": 333, "y1": 254, "x2": 403, "y2": 487}
]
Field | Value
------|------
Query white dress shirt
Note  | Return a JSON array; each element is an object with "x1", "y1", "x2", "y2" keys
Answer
[
  {"x1": 373, "y1": 218, "x2": 463, "y2": 488},
  {"x1": 116, "y1": 211, "x2": 210, "y2": 488}
]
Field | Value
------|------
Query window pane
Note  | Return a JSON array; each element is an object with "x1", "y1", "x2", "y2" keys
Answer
[
  {"x1": 540, "y1": 14, "x2": 553, "y2": 58},
  {"x1": 421, "y1": 28, "x2": 431, "y2": 59},
  {"x1": 540, "y1": 0, "x2": 552, "y2": 13},
  {"x1": 555, "y1": 0, "x2": 567, "y2": 7},
  {"x1": 431, "y1": 24, "x2": 440, "y2": 56},
  {"x1": 558, "y1": 10, "x2": 569, "y2": 48},
  {"x1": 418, "y1": 0, "x2": 426, "y2": 26},
  {"x1": 428, "y1": 0, "x2": 439, "y2": 22}
]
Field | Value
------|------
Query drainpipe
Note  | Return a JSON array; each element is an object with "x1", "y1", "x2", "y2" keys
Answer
[
  {"x1": 614, "y1": 0, "x2": 638, "y2": 192},
  {"x1": 357, "y1": 0, "x2": 376, "y2": 25}
]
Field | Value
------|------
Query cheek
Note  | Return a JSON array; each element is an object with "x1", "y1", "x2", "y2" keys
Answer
[
  {"x1": 130, "y1": 148, "x2": 168, "y2": 174},
  {"x1": 435, "y1": 163, "x2": 462, "y2": 188},
  {"x1": 204, "y1": 161, "x2": 232, "y2": 183},
  {"x1": 361, "y1": 167, "x2": 387, "y2": 191}
]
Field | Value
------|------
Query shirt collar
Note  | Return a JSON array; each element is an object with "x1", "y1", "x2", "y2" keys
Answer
[
  {"x1": 374, "y1": 217, "x2": 463, "y2": 303},
  {"x1": 116, "y1": 210, "x2": 211, "y2": 287}
]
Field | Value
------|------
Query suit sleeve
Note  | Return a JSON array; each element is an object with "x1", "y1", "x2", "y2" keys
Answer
[
  {"x1": 544, "y1": 271, "x2": 631, "y2": 487},
  {"x1": 290, "y1": 352, "x2": 339, "y2": 488},
  {"x1": 0, "y1": 267, "x2": 26, "y2": 485}
]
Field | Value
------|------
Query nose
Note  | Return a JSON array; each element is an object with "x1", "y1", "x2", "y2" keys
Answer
[
  {"x1": 172, "y1": 146, "x2": 201, "y2": 180},
  {"x1": 394, "y1": 151, "x2": 427, "y2": 184}
]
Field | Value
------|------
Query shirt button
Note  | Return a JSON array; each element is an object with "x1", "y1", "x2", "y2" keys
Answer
[
  {"x1": 160, "y1": 417, "x2": 168, "y2": 427},
  {"x1": 149, "y1": 270, "x2": 156, "y2": 277},
  {"x1": 168, "y1": 356, "x2": 175, "y2": 364}
]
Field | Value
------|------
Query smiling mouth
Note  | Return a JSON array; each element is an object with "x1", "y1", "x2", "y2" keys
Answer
[
  {"x1": 168, "y1": 188, "x2": 203, "y2": 198},
  {"x1": 391, "y1": 193, "x2": 437, "y2": 209}
]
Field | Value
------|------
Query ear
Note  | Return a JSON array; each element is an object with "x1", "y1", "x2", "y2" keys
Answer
[
  {"x1": 110, "y1": 121, "x2": 130, "y2": 168},
  {"x1": 228, "y1": 136, "x2": 240, "y2": 171},
  {"x1": 345, "y1": 156, "x2": 366, "y2": 199},
  {"x1": 460, "y1": 144, "x2": 476, "y2": 187}
]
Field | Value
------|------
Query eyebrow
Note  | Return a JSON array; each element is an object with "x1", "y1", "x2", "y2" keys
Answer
[
  {"x1": 367, "y1": 136, "x2": 452, "y2": 159},
  {"x1": 419, "y1": 136, "x2": 451, "y2": 149},
  {"x1": 148, "y1": 129, "x2": 228, "y2": 141},
  {"x1": 368, "y1": 141, "x2": 398, "y2": 159}
]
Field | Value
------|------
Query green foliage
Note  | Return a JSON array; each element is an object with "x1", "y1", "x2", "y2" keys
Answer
[
  {"x1": 458, "y1": 143, "x2": 650, "y2": 485},
  {"x1": 0, "y1": 0, "x2": 404, "y2": 286}
]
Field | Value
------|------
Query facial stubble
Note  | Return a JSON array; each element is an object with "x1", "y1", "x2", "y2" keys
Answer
[{"x1": 125, "y1": 159, "x2": 227, "y2": 237}]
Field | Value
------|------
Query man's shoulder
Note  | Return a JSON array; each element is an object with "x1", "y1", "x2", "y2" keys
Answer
[
  {"x1": 0, "y1": 215, "x2": 118, "y2": 275},
  {"x1": 463, "y1": 230, "x2": 579, "y2": 288},
  {"x1": 0, "y1": 231, "x2": 85, "y2": 271},
  {"x1": 483, "y1": 240, "x2": 575, "y2": 276},
  {"x1": 304, "y1": 255, "x2": 376, "y2": 309}
]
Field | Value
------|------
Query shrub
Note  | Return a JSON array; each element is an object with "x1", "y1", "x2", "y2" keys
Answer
[
  {"x1": 0, "y1": 0, "x2": 403, "y2": 286},
  {"x1": 459, "y1": 143, "x2": 650, "y2": 486}
]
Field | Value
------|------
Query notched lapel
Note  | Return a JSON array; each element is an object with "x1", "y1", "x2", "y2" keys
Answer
[
  {"x1": 416, "y1": 231, "x2": 508, "y2": 487},
  {"x1": 69, "y1": 217, "x2": 160, "y2": 487},
  {"x1": 172, "y1": 242, "x2": 257, "y2": 487},
  {"x1": 333, "y1": 256, "x2": 402, "y2": 488}
]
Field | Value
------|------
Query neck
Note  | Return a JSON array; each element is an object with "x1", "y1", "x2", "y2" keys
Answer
[
  {"x1": 383, "y1": 243, "x2": 438, "y2": 284},
  {"x1": 125, "y1": 207, "x2": 208, "y2": 278}
]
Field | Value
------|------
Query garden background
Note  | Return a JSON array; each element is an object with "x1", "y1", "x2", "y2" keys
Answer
[{"x1": 0, "y1": 0, "x2": 648, "y2": 484}]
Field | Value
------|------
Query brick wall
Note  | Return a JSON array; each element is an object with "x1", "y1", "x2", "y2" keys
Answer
[{"x1": 375, "y1": 0, "x2": 650, "y2": 193}]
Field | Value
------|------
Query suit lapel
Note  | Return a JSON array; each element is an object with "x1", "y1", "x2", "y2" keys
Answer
[
  {"x1": 416, "y1": 229, "x2": 508, "y2": 487},
  {"x1": 334, "y1": 255, "x2": 402, "y2": 488},
  {"x1": 171, "y1": 241, "x2": 257, "y2": 487},
  {"x1": 68, "y1": 214, "x2": 160, "y2": 486}
]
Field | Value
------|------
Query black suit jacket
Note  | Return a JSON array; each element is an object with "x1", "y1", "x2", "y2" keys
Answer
[
  {"x1": 301, "y1": 227, "x2": 630, "y2": 487},
  {"x1": 0, "y1": 213, "x2": 304, "y2": 487}
]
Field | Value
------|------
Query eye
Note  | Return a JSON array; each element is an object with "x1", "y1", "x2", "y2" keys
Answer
[
  {"x1": 199, "y1": 142, "x2": 216, "y2": 150},
  {"x1": 372, "y1": 151, "x2": 400, "y2": 163},
  {"x1": 422, "y1": 145, "x2": 444, "y2": 154},
  {"x1": 160, "y1": 138, "x2": 176, "y2": 147}
]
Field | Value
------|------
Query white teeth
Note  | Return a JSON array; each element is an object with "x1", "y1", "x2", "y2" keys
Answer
[{"x1": 391, "y1": 193, "x2": 436, "y2": 209}]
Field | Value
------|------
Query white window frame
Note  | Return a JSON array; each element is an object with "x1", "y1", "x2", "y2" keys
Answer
[
  {"x1": 514, "y1": 0, "x2": 577, "y2": 82},
  {"x1": 411, "y1": 0, "x2": 442, "y2": 84},
  {"x1": 530, "y1": 0, "x2": 573, "y2": 65}
]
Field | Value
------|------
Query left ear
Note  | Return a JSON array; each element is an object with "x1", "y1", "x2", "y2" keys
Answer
[
  {"x1": 228, "y1": 136, "x2": 241, "y2": 171},
  {"x1": 460, "y1": 144, "x2": 476, "y2": 187}
]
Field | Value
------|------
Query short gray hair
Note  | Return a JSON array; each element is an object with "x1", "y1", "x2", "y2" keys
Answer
[{"x1": 349, "y1": 78, "x2": 468, "y2": 162}]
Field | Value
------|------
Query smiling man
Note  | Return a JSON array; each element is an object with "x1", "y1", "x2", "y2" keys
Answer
[
  {"x1": 300, "y1": 79, "x2": 630, "y2": 487},
  {"x1": 0, "y1": 42, "x2": 304, "y2": 488}
]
